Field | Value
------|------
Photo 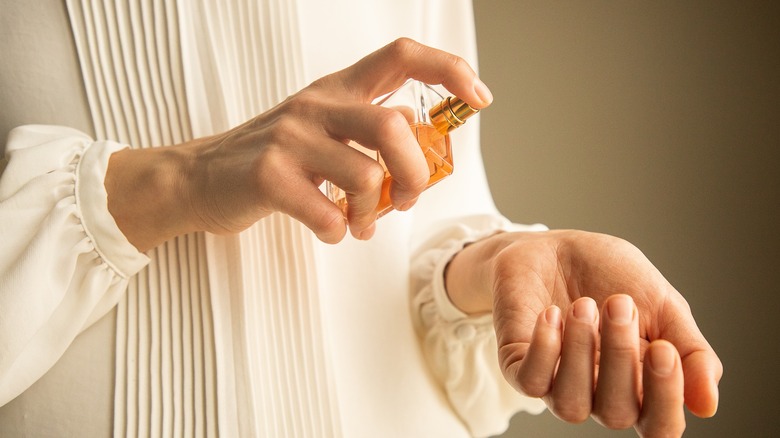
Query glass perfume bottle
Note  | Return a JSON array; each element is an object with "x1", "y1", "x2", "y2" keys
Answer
[{"x1": 326, "y1": 79, "x2": 479, "y2": 218}]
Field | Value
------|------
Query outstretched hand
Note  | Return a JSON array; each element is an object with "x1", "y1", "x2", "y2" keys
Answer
[{"x1": 445, "y1": 230, "x2": 722, "y2": 437}]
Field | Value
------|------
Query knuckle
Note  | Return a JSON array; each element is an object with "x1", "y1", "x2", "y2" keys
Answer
[
  {"x1": 386, "y1": 37, "x2": 419, "y2": 60},
  {"x1": 497, "y1": 346, "x2": 551, "y2": 397},
  {"x1": 595, "y1": 409, "x2": 638, "y2": 430},
  {"x1": 374, "y1": 111, "x2": 429, "y2": 192},
  {"x1": 564, "y1": 334, "x2": 597, "y2": 355},
  {"x1": 265, "y1": 114, "x2": 300, "y2": 145},
  {"x1": 604, "y1": 338, "x2": 639, "y2": 357},
  {"x1": 637, "y1": 417, "x2": 686, "y2": 438},
  {"x1": 647, "y1": 422, "x2": 686, "y2": 438},
  {"x1": 312, "y1": 207, "x2": 346, "y2": 244},
  {"x1": 515, "y1": 369, "x2": 557, "y2": 397},
  {"x1": 292, "y1": 89, "x2": 321, "y2": 110},
  {"x1": 446, "y1": 54, "x2": 469, "y2": 73},
  {"x1": 550, "y1": 401, "x2": 590, "y2": 424},
  {"x1": 279, "y1": 89, "x2": 322, "y2": 122},
  {"x1": 497, "y1": 343, "x2": 524, "y2": 372},
  {"x1": 516, "y1": 376, "x2": 550, "y2": 398},
  {"x1": 352, "y1": 160, "x2": 385, "y2": 192},
  {"x1": 437, "y1": 53, "x2": 472, "y2": 85},
  {"x1": 601, "y1": 335, "x2": 641, "y2": 366},
  {"x1": 406, "y1": 162, "x2": 430, "y2": 192},
  {"x1": 252, "y1": 146, "x2": 286, "y2": 185},
  {"x1": 519, "y1": 386, "x2": 545, "y2": 398},
  {"x1": 375, "y1": 109, "x2": 412, "y2": 143}
]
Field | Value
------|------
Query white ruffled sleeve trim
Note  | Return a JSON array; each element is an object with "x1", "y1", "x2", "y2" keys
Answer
[
  {"x1": 410, "y1": 214, "x2": 548, "y2": 438},
  {"x1": 76, "y1": 130, "x2": 150, "y2": 278},
  {"x1": 0, "y1": 125, "x2": 149, "y2": 407}
]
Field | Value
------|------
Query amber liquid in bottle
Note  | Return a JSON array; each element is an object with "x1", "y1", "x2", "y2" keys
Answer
[
  {"x1": 373, "y1": 122, "x2": 454, "y2": 217},
  {"x1": 327, "y1": 80, "x2": 477, "y2": 218}
]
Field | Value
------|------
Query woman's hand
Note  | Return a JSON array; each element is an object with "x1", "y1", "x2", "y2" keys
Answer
[
  {"x1": 445, "y1": 230, "x2": 722, "y2": 437},
  {"x1": 105, "y1": 38, "x2": 493, "y2": 251}
]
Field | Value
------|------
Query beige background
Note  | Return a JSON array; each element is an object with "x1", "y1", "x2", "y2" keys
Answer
[
  {"x1": 473, "y1": 1, "x2": 780, "y2": 437},
  {"x1": 1, "y1": 1, "x2": 777, "y2": 437}
]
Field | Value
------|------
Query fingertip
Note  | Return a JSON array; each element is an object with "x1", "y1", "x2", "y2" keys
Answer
[
  {"x1": 514, "y1": 306, "x2": 564, "y2": 398},
  {"x1": 544, "y1": 305, "x2": 562, "y2": 328},
  {"x1": 391, "y1": 185, "x2": 423, "y2": 211},
  {"x1": 707, "y1": 382, "x2": 720, "y2": 417},
  {"x1": 604, "y1": 294, "x2": 636, "y2": 325},
  {"x1": 646, "y1": 340, "x2": 679, "y2": 376},
  {"x1": 699, "y1": 387, "x2": 720, "y2": 418},
  {"x1": 473, "y1": 77, "x2": 493, "y2": 107},
  {"x1": 313, "y1": 209, "x2": 348, "y2": 244},
  {"x1": 687, "y1": 379, "x2": 720, "y2": 418},
  {"x1": 316, "y1": 228, "x2": 347, "y2": 245},
  {"x1": 571, "y1": 296, "x2": 598, "y2": 323},
  {"x1": 279, "y1": 183, "x2": 348, "y2": 244},
  {"x1": 352, "y1": 222, "x2": 376, "y2": 241},
  {"x1": 396, "y1": 195, "x2": 418, "y2": 212},
  {"x1": 346, "y1": 203, "x2": 379, "y2": 240},
  {"x1": 681, "y1": 350, "x2": 722, "y2": 418}
]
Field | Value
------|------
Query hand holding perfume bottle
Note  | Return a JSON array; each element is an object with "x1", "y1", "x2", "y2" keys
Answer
[
  {"x1": 326, "y1": 79, "x2": 479, "y2": 219},
  {"x1": 104, "y1": 38, "x2": 493, "y2": 250}
]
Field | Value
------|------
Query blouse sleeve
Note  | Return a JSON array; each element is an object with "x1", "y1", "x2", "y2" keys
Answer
[
  {"x1": 410, "y1": 214, "x2": 549, "y2": 438},
  {"x1": 0, "y1": 125, "x2": 149, "y2": 407}
]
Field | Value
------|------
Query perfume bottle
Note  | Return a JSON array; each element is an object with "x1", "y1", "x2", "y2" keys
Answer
[{"x1": 326, "y1": 79, "x2": 479, "y2": 218}]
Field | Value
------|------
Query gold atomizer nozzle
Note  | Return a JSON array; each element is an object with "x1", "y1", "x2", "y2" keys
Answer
[{"x1": 429, "y1": 96, "x2": 480, "y2": 135}]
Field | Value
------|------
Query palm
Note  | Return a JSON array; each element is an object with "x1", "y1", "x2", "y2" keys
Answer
[
  {"x1": 488, "y1": 230, "x2": 720, "y2": 425},
  {"x1": 503, "y1": 232, "x2": 676, "y2": 339}
]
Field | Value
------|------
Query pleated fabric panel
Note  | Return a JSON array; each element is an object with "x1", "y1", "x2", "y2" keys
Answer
[
  {"x1": 179, "y1": 0, "x2": 306, "y2": 134},
  {"x1": 179, "y1": 0, "x2": 342, "y2": 436},
  {"x1": 66, "y1": 1, "x2": 218, "y2": 437},
  {"x1": 67, "y1": 0, "x2": 341, "y2": 436},
  {"x1": 203, "y1": 215, "x2": 341, "y2": 437}
]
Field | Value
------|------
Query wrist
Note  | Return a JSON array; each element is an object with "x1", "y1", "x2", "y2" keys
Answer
[
  {"x1": 444, "y1": 232, "x2": 509, "y2": 315},
  {"x1": 105, "y1": 144, "x2": 197, "y2": 252}
]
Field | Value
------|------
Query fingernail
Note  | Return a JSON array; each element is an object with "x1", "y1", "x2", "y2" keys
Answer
[
  {"x1": 398, "y1": 196, "x2": 418, "y2": 212},
  {"x1": 573, "y1": 298, "x2": 597, "y2": 322},
  {"x1": 606, "y1": 295, "x2": 634, "y2": 325},
  {"x1": 649, "y1": 343, "x2": 676, "y2": 376},
  {"x1": 708, "y1": 383, "x2": 720, "y2": 416},
  {"x1": 545, "y1": 306, "x2": 562, "y2": 328},
  {"x1": 357, "y1": 224, "x2": 376, "y2": 240},
  {"x1": 473, "y1": 77, "x2": 493, "y2": 106}
]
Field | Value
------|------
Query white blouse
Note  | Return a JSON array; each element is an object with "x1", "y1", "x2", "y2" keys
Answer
[{"x1": 0, "y1": 0, "x2": 545, "y2": 437}]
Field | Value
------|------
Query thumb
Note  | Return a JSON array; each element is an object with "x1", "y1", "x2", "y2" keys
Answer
[
  {"x1": 681, "y1": 349, "x2": 722, "y2": 417},
  {"x1": 652, "y1": 294, "x2": 723, "y2": 417}
]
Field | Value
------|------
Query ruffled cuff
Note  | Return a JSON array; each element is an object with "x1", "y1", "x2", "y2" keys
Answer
[
  {"x1": 4, "y1": 124, "x2": 150, "y2": 276},
  {"x1": 0, "y1": 125, "x2": 150, "y2": 407},
  {"x1": 410, "y1": 214, "x2": 548, "y2": 437},
  {"x1": 76, "y1": 136, "x2": 150, "y2": 276}
]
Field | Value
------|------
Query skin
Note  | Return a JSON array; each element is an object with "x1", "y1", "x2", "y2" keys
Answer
[
  {"x1": 103, "y1": 38, "x2": 721, "y2": 437},
  {"x1": 105, "y1": 38, "x2": 493, "y2": 250},
  {"x1": 445, "y1": 230, "x2": 722, "y2": 437}
]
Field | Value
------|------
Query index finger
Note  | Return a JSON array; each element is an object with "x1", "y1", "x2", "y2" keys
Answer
[{"x1": 330, "y1": 38, "x2": 493, "y2": 109}]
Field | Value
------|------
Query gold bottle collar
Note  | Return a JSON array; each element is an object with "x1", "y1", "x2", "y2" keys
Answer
[{"x1": 429, "y1": 96, "x2": 479, "y2": 134}]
